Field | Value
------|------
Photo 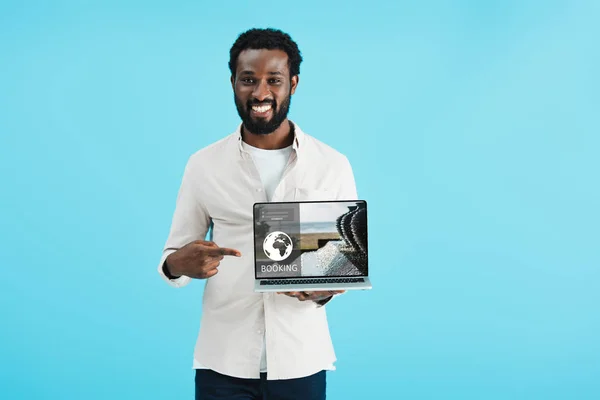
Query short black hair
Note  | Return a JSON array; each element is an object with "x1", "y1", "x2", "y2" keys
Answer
[{"x1": 229, "y1": 28, "x2": 303, "y2": 79}]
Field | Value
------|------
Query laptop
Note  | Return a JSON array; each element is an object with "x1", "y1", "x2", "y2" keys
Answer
[{"x1": 253, "y1": 199, "x2": 372, "y2": 292}]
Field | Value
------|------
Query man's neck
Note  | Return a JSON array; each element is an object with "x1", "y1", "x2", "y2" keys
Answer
[{"x1": 242, "y1": 120, "x2": 294, "y2": 150}]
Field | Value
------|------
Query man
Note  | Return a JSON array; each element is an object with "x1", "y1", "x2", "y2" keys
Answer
[{"x1": 158, "y1": 28, "x2": 358, "y2": 400}]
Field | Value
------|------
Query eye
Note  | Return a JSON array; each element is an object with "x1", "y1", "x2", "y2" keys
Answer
[
  {"x1": 241, "y1": 78, "x2": 255, "y2": 84},
  {"x1": 269, "y1": 79, "x2": 282, "y2": 85}
]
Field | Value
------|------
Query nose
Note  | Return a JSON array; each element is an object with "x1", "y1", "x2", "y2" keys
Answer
[{"x1": 252, "y1": 80, "x2": 271, "y2": 102}]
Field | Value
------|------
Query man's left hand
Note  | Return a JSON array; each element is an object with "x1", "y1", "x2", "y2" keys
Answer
[{"x1": 277, "y1": 290, "x2": 345, "y2": 302}]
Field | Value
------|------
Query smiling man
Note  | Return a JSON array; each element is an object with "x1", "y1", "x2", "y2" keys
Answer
[{"x1": 158, "y1": 28, "x2": 358, "y2": 400}]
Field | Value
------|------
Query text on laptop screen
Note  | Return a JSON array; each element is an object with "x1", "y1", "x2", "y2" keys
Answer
[{"x1": 253, "y1": 200, "x2": 368, "y2": 278}]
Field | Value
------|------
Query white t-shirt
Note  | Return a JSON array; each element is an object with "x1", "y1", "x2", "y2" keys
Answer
[
  {"x1": 242, "y1": 141, "x2": 293, "y2": 372},
  {"x1": 242, "y1": 142, "x2": 293, "y2": 202}
]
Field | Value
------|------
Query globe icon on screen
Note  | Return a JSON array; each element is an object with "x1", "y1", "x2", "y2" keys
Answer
[{"x1": 263, "y1": 231, "x2": 293, "y2": 261}]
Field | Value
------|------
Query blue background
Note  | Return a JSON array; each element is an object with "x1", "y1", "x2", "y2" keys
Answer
[{"x1": 1, "y1": 0, "x2": 598, "y2": 399}]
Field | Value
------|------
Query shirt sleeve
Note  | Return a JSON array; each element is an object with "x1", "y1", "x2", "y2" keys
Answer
[
  {"x1": 337, "y1": 155, "x2": 358, "y2": 201},
  {"x1": 157, "y1": 158, "x2": 211, "y2": 288}
]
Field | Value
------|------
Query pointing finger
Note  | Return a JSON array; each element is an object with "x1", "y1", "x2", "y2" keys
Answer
[{"x1": 206, "y1": 247, "x2": 241, "y2": 257}]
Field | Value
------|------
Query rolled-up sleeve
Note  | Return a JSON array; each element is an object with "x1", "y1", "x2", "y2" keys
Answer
[{"x1": 157, "y1": 158, "x2": 210, "y2": 288}]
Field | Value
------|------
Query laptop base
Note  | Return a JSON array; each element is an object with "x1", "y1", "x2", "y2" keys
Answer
[{"x1": 254, "y1": 277, "x2": 372, "y2": 292}]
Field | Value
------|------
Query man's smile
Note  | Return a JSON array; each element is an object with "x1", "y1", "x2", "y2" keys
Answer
[{"x1": 250, "y1": 103, "x2": 273, "y2": 118}]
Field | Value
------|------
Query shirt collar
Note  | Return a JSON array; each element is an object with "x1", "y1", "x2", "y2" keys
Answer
[{"x1": 236, "y1": 120, "x2": 304, "y2": 155}]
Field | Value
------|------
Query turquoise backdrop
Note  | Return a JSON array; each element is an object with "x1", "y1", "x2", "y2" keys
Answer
[{"x1": 1, "y1": 1, "x2": 598, "y2": 399}]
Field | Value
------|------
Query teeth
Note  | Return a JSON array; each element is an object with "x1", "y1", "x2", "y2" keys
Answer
[{"x1": 252, "y1": 105, "x2": 271, "y2": 113}]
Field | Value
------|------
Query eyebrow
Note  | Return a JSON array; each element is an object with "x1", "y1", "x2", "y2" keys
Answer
[{"x1": 239, "y1": 70, "x2": 283, "y2": 76}]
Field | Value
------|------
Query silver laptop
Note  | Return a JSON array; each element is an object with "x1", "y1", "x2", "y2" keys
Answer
[{"x1": 253, "y1": 199, "x2": 372, "y2": 292}]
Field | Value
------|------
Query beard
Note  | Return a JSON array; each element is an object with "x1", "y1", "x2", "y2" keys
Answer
[{"x1": 234, "y1": 92, "x2": 292, "y2": 135}]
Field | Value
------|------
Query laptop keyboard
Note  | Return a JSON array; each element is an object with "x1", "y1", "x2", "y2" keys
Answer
[{"x1": 260, "y1": 277, "x2": 365, "y2": 285}]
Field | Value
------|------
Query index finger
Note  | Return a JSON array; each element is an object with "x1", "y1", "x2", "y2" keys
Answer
[{"x1": 206, "y1": 247, "x2": 241, "y2": 257}]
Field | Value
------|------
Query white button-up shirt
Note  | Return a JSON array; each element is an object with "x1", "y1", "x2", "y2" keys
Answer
[{"x1": 157, "y1": 121, "x2": 358, "y2": 380}]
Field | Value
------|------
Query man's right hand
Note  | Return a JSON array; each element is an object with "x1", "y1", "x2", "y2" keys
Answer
[{"x1": 165, "y1": 240, "x2": 241, "y2": 279}]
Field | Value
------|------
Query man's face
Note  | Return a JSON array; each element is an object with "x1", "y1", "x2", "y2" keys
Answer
[{"x1": 231, "y1": 49, "x2": 298, "y2": 135}]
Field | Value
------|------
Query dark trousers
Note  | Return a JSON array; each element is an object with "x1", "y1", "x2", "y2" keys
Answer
[{"x1": 195, "y1": 369, "x2": 326, "y2": 400}]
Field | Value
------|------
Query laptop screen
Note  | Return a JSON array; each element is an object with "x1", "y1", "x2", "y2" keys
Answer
[{"x1": 253, "y1": 200, "x2": 368, "y2": 279}]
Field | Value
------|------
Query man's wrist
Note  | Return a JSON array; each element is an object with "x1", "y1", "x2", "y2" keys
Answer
[{"x1": 162, "y1": 260, "x2": 181, "y2": 280}]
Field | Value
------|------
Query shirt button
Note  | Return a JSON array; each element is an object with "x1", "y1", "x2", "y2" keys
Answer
[{"x1": 257, "y1": 188, "x2": 262, "y2": 192}]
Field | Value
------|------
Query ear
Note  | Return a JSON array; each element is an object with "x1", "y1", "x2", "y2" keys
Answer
[
  {"x1": 230, "y1": 75, "x2": 235, "y2": 89},
  {"x1": 290, "y1": 75, "x2": 299, "y2": 95}
]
